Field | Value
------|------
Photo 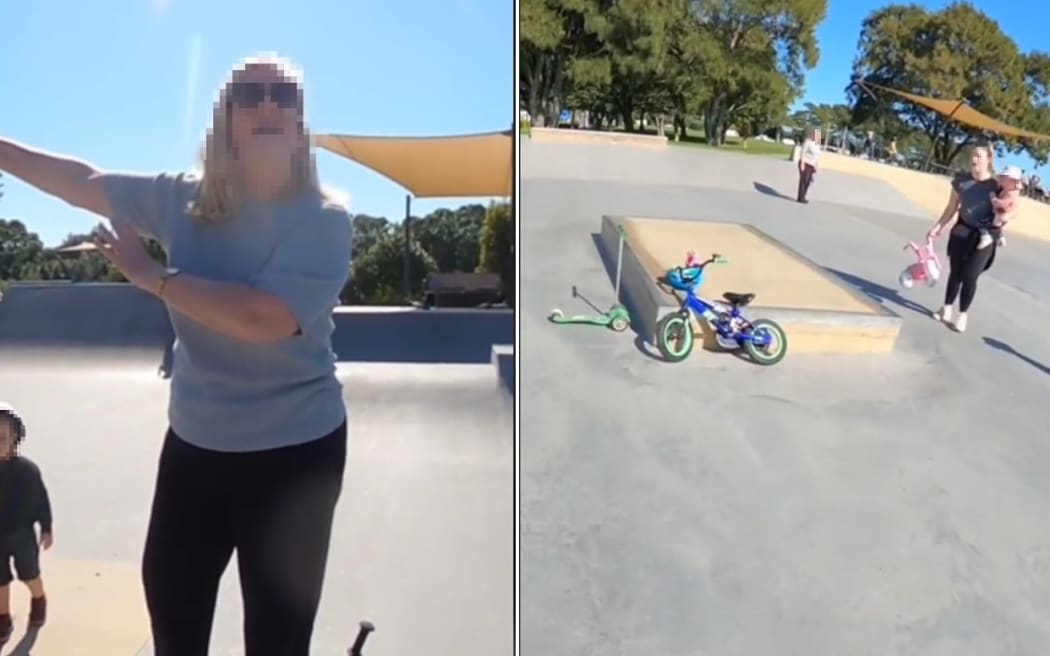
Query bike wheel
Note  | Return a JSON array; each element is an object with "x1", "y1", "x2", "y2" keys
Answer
[
  {"x1": 743, "y1": 319, "x2": 788, "y2": 366},
  {"x1": 655, "y1": 313, "x2": 694, "y2": 362}
]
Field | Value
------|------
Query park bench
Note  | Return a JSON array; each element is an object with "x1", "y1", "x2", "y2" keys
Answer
[{"x1": 423, "y1": 272, "x2": 503, "y2": 309}]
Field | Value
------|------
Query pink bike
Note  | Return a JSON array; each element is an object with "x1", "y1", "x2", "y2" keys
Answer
[{"x1": 899, "y1": 237, "x2": 941, "y2": 289}]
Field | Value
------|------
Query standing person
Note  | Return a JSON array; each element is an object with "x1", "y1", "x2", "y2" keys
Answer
[
  {"x1": 797, "y1": 129, "x2": 820, "y2": 203},
  {"x1": 927, "y1": 143, "x2": 1003, "y2": 333},
  {"x1": 0, "y1": 403, "x2": 53, "y2": 645},
  {"x1": 863, "y1": 130, "x2": 875, "y2": 159},
  {"x1": 0, "y1": 54, "x2": 353, "y2": 655}
]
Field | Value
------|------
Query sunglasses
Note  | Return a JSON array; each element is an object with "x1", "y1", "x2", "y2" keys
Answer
[{"x1": 229, "y1": 81, "x2": 299, "y2": 109}]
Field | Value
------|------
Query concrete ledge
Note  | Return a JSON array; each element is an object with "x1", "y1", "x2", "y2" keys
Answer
[
  {"x1": 0, "y1": 283, "x2": 513, "y2": 365},
  {"x1": 6, "y1": 554, "x2": 150, "y2": 656},
  {"x1": 491, "y1": 345, "x2": 514, "y2": 395},
  {"x1": 530, "y1": 127, "x2": 668, "y2": 149},
  {"x1": 599, "y1": 215, "x2": 902, "y2": 355}
]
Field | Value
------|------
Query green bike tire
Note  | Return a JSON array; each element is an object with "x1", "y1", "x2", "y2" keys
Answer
[
  {"x1": 743, "y1": 318, "x2": 788, "y2": 366},
  {"x1": 655, "y1": 313, "x2": 694, "y2": 363}
]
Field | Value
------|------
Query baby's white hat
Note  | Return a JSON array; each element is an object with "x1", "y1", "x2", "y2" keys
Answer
[{"x1": 1001, "y1": 165, "x2": 1023, "y2": 180}]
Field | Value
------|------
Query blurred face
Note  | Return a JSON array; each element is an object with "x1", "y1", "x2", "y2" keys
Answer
[
  {"x1": 227, "y1": 63, "x2": 303, "y2": 167},
  {"x1": 970, "y1": 147, "x2": 992, "y2": 179},
  {"x1": 1000, "y1": 175, "x2": 1020, "y2": 192},
  {"x1": 0, "y1": 419, "x2": 14, "y2": 459}
]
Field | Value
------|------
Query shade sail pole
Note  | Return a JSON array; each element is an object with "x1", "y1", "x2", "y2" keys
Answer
[{"x1": 402, "y1": 194, "x2": 412, "y2": 303}]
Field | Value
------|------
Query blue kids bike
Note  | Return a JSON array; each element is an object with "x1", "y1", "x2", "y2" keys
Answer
[{"x1": 655, "y1": 253, "x2": 788, "y2": 366}]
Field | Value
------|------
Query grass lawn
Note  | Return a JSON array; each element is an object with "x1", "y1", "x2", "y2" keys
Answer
[{"x1": 612, "y1": 127, "x2": 794, "y2": 158}]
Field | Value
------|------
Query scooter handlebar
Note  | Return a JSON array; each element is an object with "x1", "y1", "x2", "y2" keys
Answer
[{"x1": 349, "y1": 621, "x2": 375, "y2": 656}]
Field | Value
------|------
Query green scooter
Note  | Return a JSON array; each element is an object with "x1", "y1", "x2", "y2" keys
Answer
[{"x1": 548, "y1": 225, "x2": 632, "y2": 332}]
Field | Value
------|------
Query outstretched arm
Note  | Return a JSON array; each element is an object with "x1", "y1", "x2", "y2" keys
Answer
[
  {"x1": 929, "y1": 188, "x2": 961, "y2": 237},
  {"x1": 0, "y1": 138, "x2": 114, "y2": 218}
]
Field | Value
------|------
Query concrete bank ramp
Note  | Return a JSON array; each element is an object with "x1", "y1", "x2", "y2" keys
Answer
[{"x1": 599, "y1": 215, "x2": 902, "y2": 355}]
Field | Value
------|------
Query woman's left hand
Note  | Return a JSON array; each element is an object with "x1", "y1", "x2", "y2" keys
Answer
[{"x1": 93, "y1": 221, "x2": 163, "y2": 292}]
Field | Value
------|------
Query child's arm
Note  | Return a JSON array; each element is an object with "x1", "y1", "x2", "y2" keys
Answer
[{"x1": 32, "y1": 467, "x2": 53, "y2": 548}]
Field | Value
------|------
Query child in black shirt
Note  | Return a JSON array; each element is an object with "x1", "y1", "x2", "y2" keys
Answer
[{"x1": 0, "y1": 404, "x2": 52, "y2": 643}]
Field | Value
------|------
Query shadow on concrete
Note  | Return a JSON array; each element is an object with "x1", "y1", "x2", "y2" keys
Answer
[
  {"x1": 589, "y1": 233, "x2": 650, "y2": 344},
  {"x1": 824, "y1": 267, "x2": 931, "y2": 317},
  {"x1": 7, "y1": 626, "x2": 40, "y2": 656},
  {"x1": 753, "y1": 181, "x2": 793, "y2": 201},
  {"x1": 982, "y1": 337, "x2": 1050, "y2": 376}
]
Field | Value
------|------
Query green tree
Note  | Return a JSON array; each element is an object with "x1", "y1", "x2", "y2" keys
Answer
[
  {"x1": 683, "y1": 0, "x2": 826, "y2": 145},
  {"x1": 600, "y1": 0, "x2": 680, "y2": 133},
  {"x1": 351, "y1": 214, "x2": 393, "y2": 256},
  {"x1": 848, "y1": 2, "x2": 1047, "y2": 167},
  {"x1": 345, "y1": 232, "x2": 438, "y2": 305},
  {"x1": 790, "y1": 102, "x2": 852, "y2": 131},
  {"x1": 0, "y1": 220, "x2": 46, "y2": 282},
  {"x1": 521, "y1": 0, "x2": 610, "y2": 126},
  {"x1": 1021, "y1": 51, "x2": 1050, "y2": 165},
  {"x1": 412, "y1": 204, "x2": 486, "y2": 273},
  {"x1": 477, "y1": 202, "x2": 514, "y2": 307}
]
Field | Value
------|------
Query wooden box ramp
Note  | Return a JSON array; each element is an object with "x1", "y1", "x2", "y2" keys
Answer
[
  {"x1": 599, "y1": 215, "x2": 902, "y2": 355},
  {"x1": 529, "y1": 127, "x2": 668, "y2": 149}
]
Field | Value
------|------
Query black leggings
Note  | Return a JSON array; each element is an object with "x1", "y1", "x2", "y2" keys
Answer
[
  {"x1": 797, "y1": 164, "x2": 815, "y2": 201},
  {"x1": 142, "y1": 420, "x2": 347, "y2": 656},
  {"x1": 944, "y1": 233, "x2": 996, "y2": 313}
]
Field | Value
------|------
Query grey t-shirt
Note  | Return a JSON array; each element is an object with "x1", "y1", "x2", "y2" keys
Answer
[
  {"x1": 952, "y1": 172, "x2": 999, "y2": 230},
  {"x1": 104, "y1": 172, "x2": 352, "y2": 453}
]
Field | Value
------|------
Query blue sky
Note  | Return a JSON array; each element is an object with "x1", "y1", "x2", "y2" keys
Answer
[
  {"x1": 2, "y1": 0, "x2": 512, "y2": 247},
  {"x1": 796, "y1": 0, "x2": 1050, "y2": 176}
]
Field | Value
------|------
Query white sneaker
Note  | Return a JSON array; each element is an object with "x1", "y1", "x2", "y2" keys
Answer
[
  {"x1": 953, "y1": 312, "x2": 968, "y2": 333},
  {"x1": 933, "y1": 305, "x2": 952, "y2": 323},
  {"x1": 977, "y1": 232, "x2": 993, "y2": 249}
]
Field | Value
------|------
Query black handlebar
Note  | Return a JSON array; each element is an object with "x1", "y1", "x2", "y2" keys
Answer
[{"x1": 349, "y1": 621, "x2": 375, "y2": 656}]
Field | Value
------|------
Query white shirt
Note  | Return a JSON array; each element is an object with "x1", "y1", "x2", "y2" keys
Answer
[{"x1": 800, "y1": 139, "x2": 820, "y2": 167}]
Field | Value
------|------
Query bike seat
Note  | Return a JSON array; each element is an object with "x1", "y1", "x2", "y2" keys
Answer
[{"x1": 722, "y1": 292, "x2": 755, "y2": 307}]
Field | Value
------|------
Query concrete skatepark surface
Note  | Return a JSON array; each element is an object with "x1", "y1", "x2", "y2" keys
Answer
[
  {"x1": 0, "y1": 291, "x2": 513, "y2": 655},
  {"x1": 521, "y1": 139, "x2": 1050, "y2": 655}
]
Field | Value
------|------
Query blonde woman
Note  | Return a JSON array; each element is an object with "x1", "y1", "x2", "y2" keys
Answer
[
  {"x1": 927, "y1": 143, "x2": 1001, "y2": 332},
  {"x1": 0, "y1": 55, "x2": 352, "y2": 654}
]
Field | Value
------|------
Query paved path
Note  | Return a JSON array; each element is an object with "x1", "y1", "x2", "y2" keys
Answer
[
  {"x1": 0, "y1": 360, "x2": 512, "y2": 656},
  {"x1": 520, "y1": 140, "x2": 1050, "y2": 656}
]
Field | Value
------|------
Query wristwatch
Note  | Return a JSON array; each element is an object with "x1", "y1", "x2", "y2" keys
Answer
[{"x1": 157, "y1": 267, "x2": 182, "y2": 298}]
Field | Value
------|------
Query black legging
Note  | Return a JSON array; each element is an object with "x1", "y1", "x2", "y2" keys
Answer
[
  {"x1": 797, "y1": 164, "x2": 815, "y2": 202},
  {"x1": 142, "y1": 420, "x2": 347, "y2": 656},
  {"x1": 944, "y1": 231, "x2": 996, "y2": 312}
]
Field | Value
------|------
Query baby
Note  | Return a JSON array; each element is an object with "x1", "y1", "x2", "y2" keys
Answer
[{"x1": 981, "y1": 165, "x2": 1022, "y2": 249}]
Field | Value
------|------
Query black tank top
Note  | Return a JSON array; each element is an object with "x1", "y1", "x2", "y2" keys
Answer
[{"x1": 952, "y1": 172, "x2": 999, "y2": 229}]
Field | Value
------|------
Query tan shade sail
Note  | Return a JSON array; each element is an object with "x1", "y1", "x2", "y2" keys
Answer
[
  {"x1": 866, "y1": 82, "x2": 1050, "y2": 141},
  {"x1": 312, "y1": 130, "x2": 513, "y2": 198},
  {"x1": 53, "y1": 241, "x2": 97, "y2": 253}
]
